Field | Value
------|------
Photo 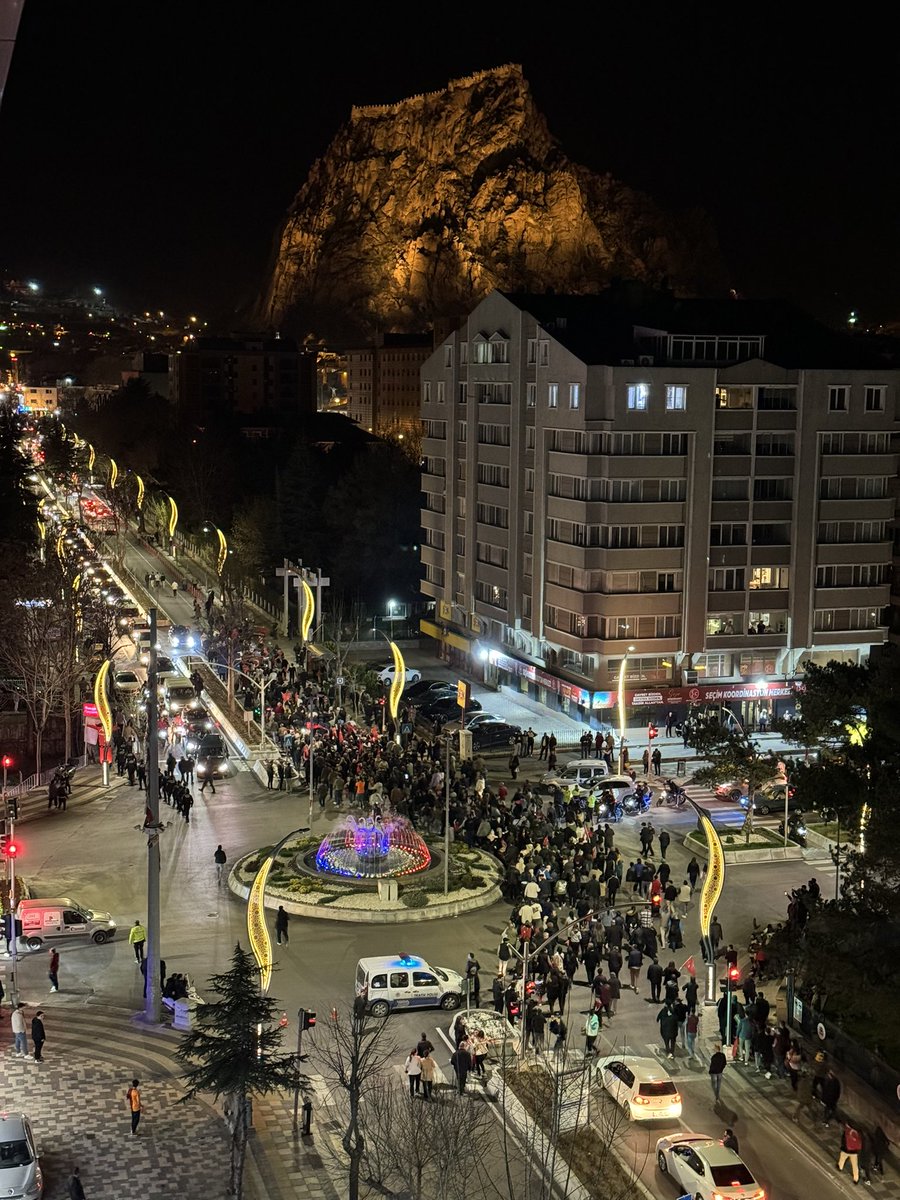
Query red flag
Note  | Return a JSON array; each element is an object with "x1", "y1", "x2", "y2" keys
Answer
[{"x1": 682, "y1": 955, "x2": 696, "y2": 977}]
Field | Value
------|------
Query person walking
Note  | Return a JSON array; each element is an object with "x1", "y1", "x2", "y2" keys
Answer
[
  {"x1": 11, "y1": 1003, "x2": 30, "y2": 1058},
  {"x1": 199, "y1": 768, "x2": 216, "y2": 795},
  {"x1": 129, "y1": 921, "x2": 147, "y2": 964},
  {"x1": 685, "y1": 1010, "x2": 700, "y2": 1061},
  {"x1": 508, "y1": 752, "x2": 520, "y2": 780},
  {"x1": 126, "y1": 1078, "x2": 142, "y2": 1135},
  {"x1": 709, "y1": 1043, "x2": 727, "y2": 1103},
  {"x1": 48, "y1": 947, "x2": 59, "y2": 992},
  {"x1": 821, "y1": 1069, "x2": 842, "y2": 1127},
  {"x1": 584, "y1": 1009, "x2": 601, "y2": 1057},
  {"x1": 214, "y1": 845, "x2": 227, "y2": 884},
  {"x1": 837, "y1": 1120, "x2": 863, "y2": 1184},
  {"x1": 657, "y1": 1003, "x2": 679, "y2": 1059},
  {"x1": 275, "y1": 905, "x2": 289, "y2": 945},
  {"x1": 450, "y1": 1042, "x2": 472, "y2": 1093},
  {"x1": 658, "y1": 829, "x2": 670, "y2": 860},
  {"x1": 404, "y1": 1047, "x2": 422, "y2": 1096},
  {"x1": 791, "y1": 1066, "x2": 815, "y2": 1123},
  {"x1": 687, "y1": 856, "x2": 701, "y2": 895},
  {"x1": 31, "y1": 1010, "x2": 46, "y2": 1062},
  {"x1": 419, "y1": 1049, "x2": 436, "y2": 1100},
  {"x1": 465, "y1": 952, "x2": 481, "y2": 1006},
  {"x1": 67, "y1": 1166, "x2": 86, "y2": 1200},
  {"x1": 651, "y1": 747, "x2": 662, "y2": 776},
  {"x1": 265, "y1": 759, "x2": 276, "y2": 789},
  {"x1": 665, "y1": 710, "x2": 675, "y2": 737}
]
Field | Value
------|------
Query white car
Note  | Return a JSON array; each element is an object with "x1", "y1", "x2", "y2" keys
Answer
[
  {"x1": 114, "y1": 669, "x2": 143, "y2": 694},
  {"x1": 656, "y1": 1132, "x2": 765, "y2": 1199},
  {"x1": 542, "y1": 758, "x2": 610, "y2": 792},
  {"x1": 378, "y1": 664, "x2": 422, "y2": 686},
  {"x1": 0, "y1": 1113, "x2": 42, "y2": 1196},
  {"x1": 595, "y1": 1056, "x2": 682, "y2": 1121}
]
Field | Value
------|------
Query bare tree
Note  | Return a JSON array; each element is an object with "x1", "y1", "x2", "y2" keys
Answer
[{"x1": 310, "y1": 1004, "x2": 397, "y2": 1200}]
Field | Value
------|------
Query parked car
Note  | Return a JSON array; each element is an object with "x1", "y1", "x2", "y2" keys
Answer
[
  {"x1": 378, "y1": 663, "x2": 422, "y2": 686},
  {"x1": 542, "y1": 758, "x2": 610, "y2": 792},
  {"x1": 594, "y1": 1056, "x2": 682, "y2": 1122},
  {"x1": 417, "y1": 696, "x2": 483, "y2": 725},
  {"x1": 403, "y1": 679, "x2": 456, "y2": 701},
  {"x1": 443, "y1": 711, "x2": 502, "y2": 733},
  {"x1": 656, "y1": 1131, "x2": 764, "y2": 1199},
  {"x1": 0, "y1": 1113, "x2": 43, "y2": 1197},
  {"x1": 470, "y1": 721, "x2": 523, "y2": 750}
]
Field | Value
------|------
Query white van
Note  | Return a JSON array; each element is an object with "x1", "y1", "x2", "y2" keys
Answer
[
  {"x1": 17, "y1": 897, "x2": 117, "y2": 949},
  {"x1": 356, "y1": 954, "x2": 464, "y2": 1016}
]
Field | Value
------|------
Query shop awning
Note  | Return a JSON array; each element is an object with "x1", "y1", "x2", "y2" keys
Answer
[{"x1": 419, "y1": 619, "x2": 472, "y2": 654}]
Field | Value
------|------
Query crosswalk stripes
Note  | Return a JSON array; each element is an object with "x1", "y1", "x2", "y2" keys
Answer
[{"x1": 15, "y1": 770, "x2": 131, "y2": 823}]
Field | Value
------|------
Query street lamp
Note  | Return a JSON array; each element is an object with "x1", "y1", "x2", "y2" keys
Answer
[
  {"x1": 618, "y1": 644, "x2": 635, "y2": 773},
  {"x1": 201, "y1": 522, "x2": 228, "y2": 577},
  {"x1": 387, "y1": 599, "x2": 397, "y2": 640}
]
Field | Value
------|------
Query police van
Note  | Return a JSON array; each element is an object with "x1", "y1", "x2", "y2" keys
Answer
[{"x1": 356, "y1": 954, "x2": 464, "y2": 1016}]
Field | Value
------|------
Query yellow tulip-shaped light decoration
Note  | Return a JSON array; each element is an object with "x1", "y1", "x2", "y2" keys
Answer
[
  {"x1": 698, "y1": 811, "x2": 726, "y2": 956},
  {"x1": 134, "y1": 474, "x2": 145, "y2": 512},
  {"x1": 72, "y1": 573, "x2": 81, "y2": 595},
  {"x1": 87, "y1": 444, "x2": 95, "y2": 472},
  {"x1": 247, "y1": 856, "x2": 275, "y2": 995},
  {"x1": 55, "y1": 532, "x2": 65, "y2": 562},
  {"x1": 167, "y1": 495, "x2": 178, "y2": 540},
  {"x1": 216, "y1": 527, "x2": 228, "y2": 576},
  {"x1": 300, "y1": 578, "x2": 315, "y2": 642},
  {"x1": 388, "y1": 640, "x2": 406, "y2": 722},
  {"x1": 108, "y1": 457, "x2": 118, "y2": 491},
  {"x1": 93, "y1": 659, "x2": 113, "y2": 745},
  {"x1": 36, "y1": 517, "x2": 46, "y2": 542}
]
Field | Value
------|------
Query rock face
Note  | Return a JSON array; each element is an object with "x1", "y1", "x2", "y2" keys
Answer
[{"x1": 259, "y1": 64, "x2": 725, "y2": 340}]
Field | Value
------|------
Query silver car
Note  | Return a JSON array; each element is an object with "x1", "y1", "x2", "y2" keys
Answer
[{"x1": 0, "y1": 1112, "x2": 42, "y2": 1197}]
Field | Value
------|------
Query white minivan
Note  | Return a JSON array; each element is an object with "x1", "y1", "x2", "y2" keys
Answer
[
  {"x1": 17, "y1": 897, "x2": 117, "y2": 949},
  {"x1": 542, "y1": 758, "x2": 610, "y2": 791},
  {"x1": 356, "y1": 954, "x2": 464, "y2": 1016}
]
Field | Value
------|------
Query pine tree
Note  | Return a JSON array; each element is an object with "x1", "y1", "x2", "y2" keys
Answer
[{"x1": 176, "y1": 944, "x2": 299, "y2": 1198}]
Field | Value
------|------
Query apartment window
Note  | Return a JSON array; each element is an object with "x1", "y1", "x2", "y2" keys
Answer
[
  {"x1": 865, "y1": 386, "x2": 886, "y2": 412},
  {"x1": 626, "y1": 383, "x2": 649, "y2": 411},
  {"x1": 475, "y1": 503, "x2": 508, "y2": 528},
  {"x1": 475, "y1": 542, "x2": 509, "y2": 568},
  {"x1": 425, "y1": 528, "x2": 445, "y2": 550},
  {"x1": 610, "y1": 479, "x2": 640, "y2": 502},
  {"x1": 477, "y1": 423, "x2": 511, "y2": 446},
  {"x1": 609, "y1": 526, "x2": 640, "y2": 548},
  {"x1": 757, "y1": 386, "x2": 797, "y2": 410},
  {"x1": 525, "y1": 426, "x2": 536, "y2": 449},
  {"x1": 715, "y1": 386, "x2": 753, "y2": 410},
  {"x1": 694, "y1": 652, "x2": 729, "y2": 678},
  {"x1": 477, "y1": 382, "x2": 512, "y2": 404},
  {"x1": 753, "y1": 478, "x2": 793, "y2": 501},
  {"x1": 548, "y1": 383, "x2": 559, "y2": 409},
  {"x1": 749, "y1": 566, "x2": 790, "y2": 590},
  {"x1": 475, "y1": 580, "x2": 508, "y2": 608},
  {"x1": 752, "y1": 523, "x2": 790, "y2": 545},
  {"x1": 423, "y1": 419, "x2": 446, "y2": 439},
  {"x1": 435, "y1": 381, "x2": 445, "y2": 404},
  {"x1": 457, "y1": 382, "x2": 467, "y2": 405},
  {"x1": 527, "y1": 339, "x2": 537, "y2": 364},
  {"x1": 459, "y1": 341, "x2": 468, "y2": 365},
  {"x1": 657, "y1": 572, "x2": 677, "y2": 592},
  {"x1": 612, "y1": 433, "x2": 645, "y2": 455},
  {"x1": 422, "y1": 381, "x2": 432, "y2": 404},
  {"x1": 710, "y1": 523, "x2": 746, "y2": 546},
  {"x1": 423, "y1": 493, "x2": 445, "y2": 514},
  {"x1": 662, "y1": 433, "x2": 687, "y2": 455},
  {"x1": 548, "y1": 473, "x2": 604, "y2": 501},
  {"x1": 814, "y1": 608, "x2": 882, "y2": 632},
  {"x1": 539, "y1": 340, "x2": 550, "y2": 366},
  {"x1": 714, "y1": 433, "x2": 751, "y2": 455},
  {"x1": 659, "y1": 479, "x2": 686, "y2": 502},
  {"x1": 657, "y1": 525, "x2": 685, "y2": 547},
  {"x1": 710, "y1": 567, "x2": 745, "y2": 591},
  {"x1": 525, "y1": 468, "x2": 534, "y2": 493},
  {"x1": 569, "y1": 382, "x2": 581, "y2": 410},
  {"x1": 552, "y1": 430, "x2": 609, "y2": 454},
  {"x1": 816, "y1": 563, "x2": 890, "y2": 588},
  {"x1": 524, "y1": 511, "x2": 534, "y2": 534},
  {"x1": 665, "y1": 384, "x2": 687, "y2": 411},
  {"x1": 712, "y1": 479, "x2": 749, "y2": 501},
  {"x1": 423, "y1": 456, "x2": 445, "y2": 477},
  {"x1": 424, "y1": 564, "x2": 444, "y2": 586},
  {"x1": 707, "y1": 614, "x2": 743, "y2": 635},
  {"x1": 477, "y1": 463, "x2": 510, "y2": 488},
  {"x1": 443, "y1": 345, "x2": 453, "y2": 368},
  {"x1": 454, "y1": 534, "x2": 465, "y2": 555},
  {"x1": 457, "y1": 496, "x2": 466, "y2": 517},
  {"x1": 817, "y1": 520, "x2": 887, "y2": 544},
  {"x1": 456, "y1": 420, "x2": 467, "y2": 442},
  {"x1": 526, "y1": 382, "x2": 536, "y2": 408},
  {"x1": 828, "y1": 386, "x2": 848, "y2": 412},
  {"x1": 755, "y1": 433, "x2": 795, "y2": 456},
  {"x1": 820, "y1": 476, "x2": 889, "y2": 500}
]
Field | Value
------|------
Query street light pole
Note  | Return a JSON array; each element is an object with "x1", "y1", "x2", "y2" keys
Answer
[
  {"x1": 444, "y1": 734, "x2": 451, "y2": 896},
  {"x1": 617, "y1": 644, "x2": 635, "y2": 773},
  {"x1": 145, "y1": 607, "x2": 162, "y2": 1023}
]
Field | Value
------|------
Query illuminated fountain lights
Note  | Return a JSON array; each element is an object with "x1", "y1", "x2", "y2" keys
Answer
[{"x1": 315, "y1": 813, "x2": 431, "y2": 879}]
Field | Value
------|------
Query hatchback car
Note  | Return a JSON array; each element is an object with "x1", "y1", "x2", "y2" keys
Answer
[
  {"x1": 595, "y1": 1056, "x2": 682, "y2": 1121},
  {"x1": 0, "y1": 1112, "x2": 43, "y2": 1197},
  {"x1": 470, "y1": 721, "x2": 522, "y2": 750},
  {"x1": 378, "y1": 663, "x2": 422, "y2": 686},
  {"x1": 114, "y1": 669, "x2": 143, "y2": 694},
  {"x1": 656, "y1": 1132, "x2": 765, "y2": 1199},
  {"x1": 740, "y1": 782, "x2": 801, "y2": 816},
  {"x1": 166, "y1": 683, "x2": 198, "y2": 714}
]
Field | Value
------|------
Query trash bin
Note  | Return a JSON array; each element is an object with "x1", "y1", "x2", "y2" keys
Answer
[
  {"x1": 377, "y1": 879, "x2": 398, "y2": 902},
  {"x1": 173, "y1": 999, "x2": 193, "y2": 1030},
  {"x1": 676, "y1": 758, "x2": 686, "y2": 777}
]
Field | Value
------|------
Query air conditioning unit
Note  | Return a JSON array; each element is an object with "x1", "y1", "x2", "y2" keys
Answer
[
  {"x1": 683, "y1": 669, "x2": 699, "y2": 685},
  {"x1": 638, "y1": 355, "x2": 654, "y2": 366},
  {"x1": 620, "y1": 358, "x2": 635, "y2": 366}
]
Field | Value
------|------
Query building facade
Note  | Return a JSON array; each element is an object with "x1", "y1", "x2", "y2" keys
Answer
[
  {"x1": 419, "y1": 288, "x2": 899, "y2": 725},
  {"x1": 171, "y1": 336, "x2": 316, "y2": 421},
  {"x1": 343, "y1": 333, "x2": 433, "y2": 437}
]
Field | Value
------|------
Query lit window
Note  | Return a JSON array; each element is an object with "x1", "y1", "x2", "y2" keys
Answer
[
  {"x1": 526, "y1": 383, "x2": 536, "y2": 408},
  {"x1": 626, "y1": 384, "x2": 649, "y2": 411},
  {"x1": 569, "y1": 383, "x2": 581, "y2": 410},
  {"x1": 548, "y1": 383, "x2": 559, "y2": 409},
  {"x1": 665, "y1": 384, "x2": 687, "y2": 411}
]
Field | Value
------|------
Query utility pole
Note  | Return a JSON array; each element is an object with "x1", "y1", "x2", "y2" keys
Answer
[
  {"x1": 444, "y1": 735, "x2": 451, "y2": 895},
  {"x1": 7, "y1": 812, "x2": 18, "y2": 1008},
  {"x1": 145, "y1": 608, "x2": 162, "y2": 1023}
]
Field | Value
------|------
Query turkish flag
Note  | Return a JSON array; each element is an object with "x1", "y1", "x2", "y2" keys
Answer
[{"x1": 682, "y1": 955, "x2": 696, "y2": 976}]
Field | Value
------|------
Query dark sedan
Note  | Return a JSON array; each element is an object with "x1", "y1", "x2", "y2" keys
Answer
[
  {"x1": 470, "y1": 721, "x2": 522, "y2": 750},
  {"x1": 404, "y1": 679, "x2": 456, "y2": 701},
  {"x1": 417, "y1": 695, "x2": 483, "y2": 726}
]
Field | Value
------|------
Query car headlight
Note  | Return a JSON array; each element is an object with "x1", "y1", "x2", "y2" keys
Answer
[{"x1": 197, "y1": 764, "x2": 206, "y2": 775}]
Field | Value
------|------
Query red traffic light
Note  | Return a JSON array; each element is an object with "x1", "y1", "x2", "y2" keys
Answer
[
  {"x1": 1, "y1": 755, "x2": 12, "y2": 769},
  {"x1": 6, "y1": 841, "x2": 19, "y2": 858},
  {"x1": 728, "y1": 965, "x2": 740, "y2": 980},
  {"x1": 648, "y1": 724, "x2": 658, "y2": 740}
]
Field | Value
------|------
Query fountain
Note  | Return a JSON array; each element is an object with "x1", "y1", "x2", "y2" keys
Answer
[{"x1": 314, "y1": 812, "x2": 431, "y2": 880}]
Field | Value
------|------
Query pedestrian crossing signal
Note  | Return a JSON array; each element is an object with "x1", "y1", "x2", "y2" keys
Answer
[{"x1": 648, "y1": 724, "x2": 659, "y2": 740}]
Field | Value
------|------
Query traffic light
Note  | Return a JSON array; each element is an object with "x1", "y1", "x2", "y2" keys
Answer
[
  {"x1": 720, "y1": 965, "x2": 740, "y2": 993},
  {"x1": 1, "y1": 837, "x2": 19, "y2": 858},
  {"x1": 648, "y1": 724, "x2": 658, "y2": 741},
  {"x1": 301, "y1": 1009, "x2": 316, "y2": 1031},
  {"x1": 1, "y1": 755, "x2": 12, "y2": 769}
]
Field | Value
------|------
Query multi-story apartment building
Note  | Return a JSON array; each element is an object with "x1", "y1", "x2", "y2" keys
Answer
[
  {"x1": 419, "y1": 287, "x2": 899, "y2": 727},
  {"x1": 342, "y1": 333, "x2": 433, "y2": 438},
  {"x1": 171, "y1": 336, "x2": 317, "y2": 422}
]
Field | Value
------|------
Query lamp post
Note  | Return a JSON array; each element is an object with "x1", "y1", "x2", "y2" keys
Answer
[
  {"x1": 618, "y1": 644, "x2": 635, "y2": 773},
  {"x1": 201, "y1": 522, "x2": 228, "y2": 577},
  {"x1": 387, "y1": 599, "x2": 397, "y2": 641}
]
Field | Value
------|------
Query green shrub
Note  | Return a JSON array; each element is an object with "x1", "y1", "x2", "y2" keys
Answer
[{"x1": 400, "y1": 889, "x2": 428, "y2": 908}]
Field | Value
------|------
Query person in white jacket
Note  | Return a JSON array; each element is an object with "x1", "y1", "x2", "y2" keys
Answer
[
  {"x1": 404, "y1": 1048, "x2": 422, "y2": 1097},
  {"x1": 11, "y1": 1004, "x2": 31, "y2": 1058}
]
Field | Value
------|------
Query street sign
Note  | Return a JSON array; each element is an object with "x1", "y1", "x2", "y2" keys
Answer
[{"x1": 456, "y1": 680, "x2": 470, "y2": 710}]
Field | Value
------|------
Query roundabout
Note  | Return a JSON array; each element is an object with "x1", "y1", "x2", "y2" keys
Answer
[{"x1": 229, "y1": 822, "x2": 503, "y2": 924}]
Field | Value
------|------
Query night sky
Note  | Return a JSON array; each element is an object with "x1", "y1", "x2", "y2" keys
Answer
[{"x1": 3, "y1": 5, "x2": 899, "y2": 329}]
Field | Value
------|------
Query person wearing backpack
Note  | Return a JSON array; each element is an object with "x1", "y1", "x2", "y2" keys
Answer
[{"x1": 837, "y1": 1120, "x2": 862, "y2": 1183}]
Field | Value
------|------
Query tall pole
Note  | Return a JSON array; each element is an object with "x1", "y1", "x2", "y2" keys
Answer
[
  {"x1": 145, "y1": 608, "x2": 161, "y2": 1023},
  {"x1": 282, "y1": 558, "x2": 290, "y2": 639},
  {"x1": 308, "y1": 728, "x2": 314, "y2": 827},
  {"x1": 444, "y1": 735, "x2": 450, "y2": 895},
  {"x1": 8, "y1": 813, "x2": 18, "y2": 1008}
]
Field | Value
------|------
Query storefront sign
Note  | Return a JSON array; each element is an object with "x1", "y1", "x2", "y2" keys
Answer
[{"x1": 82, "y1": 702, "x2": 99, "y2": 717}]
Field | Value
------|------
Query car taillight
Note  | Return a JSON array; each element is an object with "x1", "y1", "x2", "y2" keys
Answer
[
  {"x1": 633, "y1": 1095, "x2": 651, "y2": 1105},
  {"x1": 671, "y1": 1092, "x2": 680, "y2": 1104}
]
